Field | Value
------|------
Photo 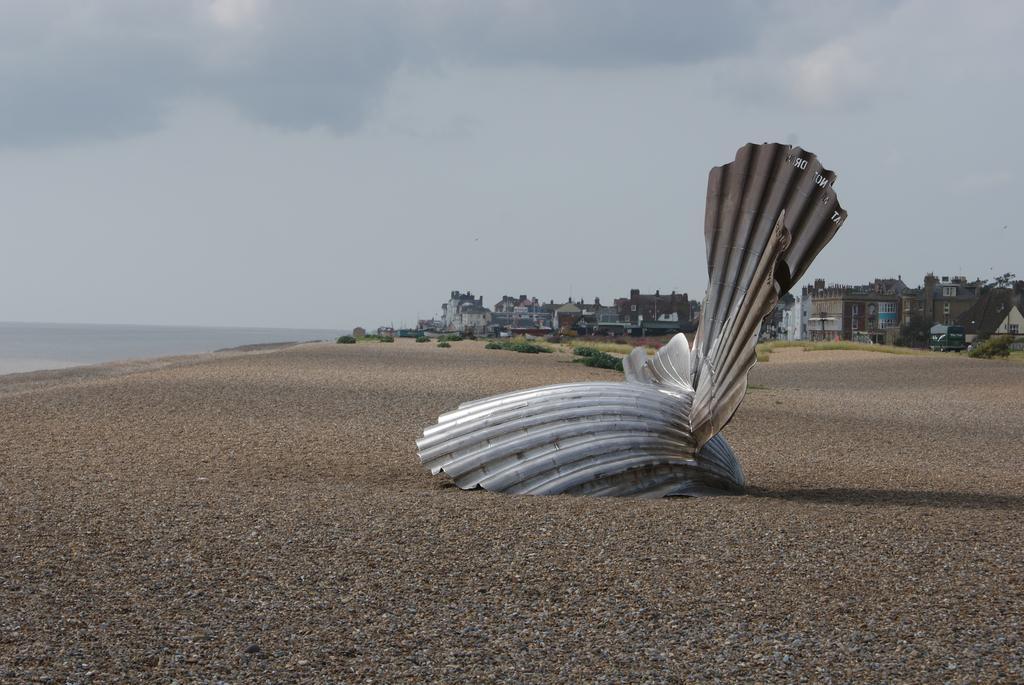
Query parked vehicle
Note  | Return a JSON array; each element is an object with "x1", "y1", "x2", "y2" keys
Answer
[{"x1": 929, "y1": 324, "x2": 966, "y2": 352}]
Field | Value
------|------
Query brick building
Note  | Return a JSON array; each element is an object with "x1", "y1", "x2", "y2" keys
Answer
[
  {"x1": 900, "y1": 274, "x2": 984, "y2": 327},
  {"x1": 801, "y1": 278, "x2": 907, "y2": 343},
  {"x1": 614, "y1": 289, "x2": 692, "y2": 325}
]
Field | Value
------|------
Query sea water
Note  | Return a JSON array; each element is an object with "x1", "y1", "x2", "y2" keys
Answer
[{"x1": 0, "y1": 321, "x2": 345, "y2": 375}]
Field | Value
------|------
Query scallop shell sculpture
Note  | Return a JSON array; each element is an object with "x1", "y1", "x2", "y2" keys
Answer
[{"x1": 417, "y1": 143, "x2": 848, "y2": 497}]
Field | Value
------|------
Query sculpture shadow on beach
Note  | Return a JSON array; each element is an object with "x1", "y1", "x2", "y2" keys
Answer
[{"x1": 747, "y1": 486, "x2": 1024, "y2": 511}]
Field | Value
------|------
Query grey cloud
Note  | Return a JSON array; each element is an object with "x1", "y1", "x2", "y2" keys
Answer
[
  {"x1": 413, "y1": 1, "x2": 777, "y2": 68},
  {"x1": 0, "y1": 0, "x2": 894, "y2": 146},
  {"x1": 713, "y1": 0, "x2": 1024, "y2": 111}
]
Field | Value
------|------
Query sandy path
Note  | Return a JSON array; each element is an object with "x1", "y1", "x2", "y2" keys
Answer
[{"x1": 1, "y1": 340, "x2": 1021, "y2": 682}]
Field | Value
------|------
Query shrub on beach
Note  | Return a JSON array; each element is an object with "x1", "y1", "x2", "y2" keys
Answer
[
  {"x1": 485, "y1": 339, "x2": 551, "y2": 354},
  {"x1": 572, "y1": 348, "x2": 624, "y2": 372},
  {"x1": 416, "y1": 336, "x2": 429, "y2": 343},
  {"x1": 437, "y1": 341, "x2": 451, "y2": 348},
  {"x1": 969, "y1": 336, "x2": 1012, "y2": 359},
  {"x1": 336, "y1": 335, "x2": 357, "y2": 344},
  {"x1": 437, "y1": 334, "x2": 463, "y2": 342}
]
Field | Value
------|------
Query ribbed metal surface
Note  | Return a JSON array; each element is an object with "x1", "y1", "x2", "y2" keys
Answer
[
  {"x1": 416, "y1": 382, "x2": 743, "y2": 497},
  {"x1": 689, "y1": 143, "x2": 847, "y2": 447},
  {"x1": 417, "y1": 142, "x2": 847, "y2": 497}
]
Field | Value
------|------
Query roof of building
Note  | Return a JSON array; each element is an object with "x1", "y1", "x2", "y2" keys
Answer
[
  {"x1": 956, "y1": 289, "x2": 1017, "y2": 335},
  {"x1": 929, "y1": 283, "x2": 981, "y2": 300},
  {"x1": 872, "y1": 277, "x2": 909, "y2": 294}
]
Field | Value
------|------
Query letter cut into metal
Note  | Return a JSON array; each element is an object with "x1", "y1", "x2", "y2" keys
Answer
[{"x1": 416, "y1": 142, "x2": 848, "y2": 497}]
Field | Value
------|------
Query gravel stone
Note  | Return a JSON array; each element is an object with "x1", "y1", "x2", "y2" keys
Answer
[{"x1": 0, "y1": 341, "x2": 1021, "y2": 683}]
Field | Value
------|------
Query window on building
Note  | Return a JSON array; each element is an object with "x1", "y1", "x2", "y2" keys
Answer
[
  {"x1": 943, "y1": 286, "x2": 957, "y2": 297},
  {"x1": 630, "y1": 305, "x2": 637, "y2": 312},
  {"x1": 851, "y1": 305, "x2": 859, "y2": 316},
  {"x1": 880, "y1": 302, "x2": 896, "y2": 314},
  {"x1": 1010, "y1": 323, "x2": 1020, "y2": 335},
  {"x1": 943, "y1": 303, "x2": 950, "y2": 315}
]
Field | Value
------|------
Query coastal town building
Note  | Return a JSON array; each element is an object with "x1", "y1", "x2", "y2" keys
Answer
[
  {"x1": 614, "y1": 289, "x2": 693, "y2": 326},
  {"x1": 352, "y1": 326, "x2": 366, "y2": 338},
  {"x1": 553, "y1": 302, "x2": 582, "y2": 331},
  {"x1": 426, "y1": 272, "x2": 1013, "y2": 343},
  {"x1": 789, "y1": 288, "x2": 814, "y2": 340},
  {"x1": 957, "y1": 289, "x2": 1024, "y2": 342},
  {"x1": 799, "y1": 277, "x2": 907, "y2": 343},
  {"x1": 791, "y1": 273, "x2": 990, "y2": 343},
  {"x1": 760, "y1": 293, "x2": 796, "y2": 340},
  {"x1": 900, "y1": 274, "x2": 985, "y2": 327},
  {"x1": 434, "y1": 288, "x2": 700, "y2": 338},
  {"x1": 490, "y1": 295, "x2": 553, "y2": 332},
  {"x1": 442, "y1": 291, "x2": 493, "y2": 336}
]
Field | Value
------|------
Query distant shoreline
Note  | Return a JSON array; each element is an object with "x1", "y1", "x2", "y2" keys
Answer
[
  {"x1": 0, "y1": 340, "x2": 324, "y2": 393},
  {"x1": 0, "y1": 321, "x2": 344, "y2": 377},
  {"x1": 213, "y1": 340, "x2": 323, "y2": 353}
]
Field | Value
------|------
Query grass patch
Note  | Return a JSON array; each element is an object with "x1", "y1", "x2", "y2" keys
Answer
[
  {"x1": 756, "y1": 340, "x2": 924, "y2": 362},
  {"x1": 968, "y1": 336, "x2": 1013, "y2": 359},
  {"x1": 485, "y1": 338, "x2": 553, "y2": 354},
  {"x1": 571, "y1": 347, "x2": 624, "y2": 372},
  {"x1": 437, "y1": 341, "x2": 451, "y2": 348},
  {"x1": 415, "y1": 336, "x2": 429, "y2": 343},
  {"x1": 437, "y1": 334, "x2": 463, "y2": 343},
  {"x1": 571, "y1": 341, "x2": 658, "y2": 356}
]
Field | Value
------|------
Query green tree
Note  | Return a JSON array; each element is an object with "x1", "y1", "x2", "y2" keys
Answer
[
  {"x1": 982, "y1": 272, "x2": 1017, "y2": 292},
  {"x1": 896, "y1": 311, "x2": 930, "y2": 348}
]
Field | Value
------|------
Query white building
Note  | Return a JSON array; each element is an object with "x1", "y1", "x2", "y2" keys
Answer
[{"x1": 442, "y1": 290, "x2": 493, "y2": 335}]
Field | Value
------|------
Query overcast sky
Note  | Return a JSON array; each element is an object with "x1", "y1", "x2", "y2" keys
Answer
[{"x1": 1, "y1": 1, "x2": 1021, "y2": 329}]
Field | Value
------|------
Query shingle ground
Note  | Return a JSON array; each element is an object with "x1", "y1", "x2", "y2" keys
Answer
[{"x1": 1, "y1": 341, "x2": 1021, "y2": 683}]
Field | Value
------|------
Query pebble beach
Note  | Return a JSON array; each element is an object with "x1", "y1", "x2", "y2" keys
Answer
[{"x1": 1, "y1": 340, "x2": 1022, "y2": 682}]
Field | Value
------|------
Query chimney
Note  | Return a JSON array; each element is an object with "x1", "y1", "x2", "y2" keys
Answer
[{"x1": 924, "y1": 273, "x2": 938, "y2": 323}]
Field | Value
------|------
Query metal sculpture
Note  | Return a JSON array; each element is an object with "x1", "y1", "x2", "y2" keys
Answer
[{"x1": 417, "y1": 143, "x2": 847, "y2": 497}]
